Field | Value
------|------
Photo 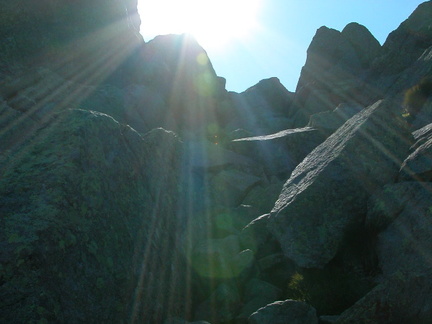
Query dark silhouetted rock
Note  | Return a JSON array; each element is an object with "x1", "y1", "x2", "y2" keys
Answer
[
  {"x1": 227, "y1": 77, "x2": 294, "y2": 134},
  {"x1": 268, "y1": 100, "x2": 413, "y2": 268},
  {"x1": 141, "y1": 34, "x2": 227, "y2": 136},
  {"x1": 248, "y1": 300, "x2": 318, "y2": 324},
  {"x1": 371, "y1": 1, "x2": 432, "y2": 79},
  {"x1": 291, "y1": 23, "x2": 380, "y2": 126}
]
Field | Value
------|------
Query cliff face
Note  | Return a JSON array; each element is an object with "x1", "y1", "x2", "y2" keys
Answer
[{"x1": 1, "y1": 1, "x2": 432, "y2": 323}]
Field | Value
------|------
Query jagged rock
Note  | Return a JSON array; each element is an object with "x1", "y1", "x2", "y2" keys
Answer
[
  {"x1": 141, "y1": 34, "x2": 227, "y2": 136},
  {"x1": 399, "y1": 121, "x2": 432, "y2": 181},
  {"x1": 0, "y1": 109, "x2": 184, "y2": 323},
  {"x1": 230, "y1": 127, "x2": 325, "y2": 179},
  {"x1": 341, "y1": 23, "x2": 381, "y2": 69},
  {"x1": 226, "y1": 77, "x2": 294, "y2": 134},
  {"x1": 370, "y1": 1, "x2": 432, "y2": 81},
  {"x1": 248, "y1": 300, "x2": 318, "y2": 324},
  {"x1": 291, "y1": 23, "x2": 380, "y2": 126},
  {"x1": 268, "y1": 100, "x2": 413, "y2": 268}
]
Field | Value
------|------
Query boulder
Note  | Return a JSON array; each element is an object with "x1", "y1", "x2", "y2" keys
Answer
[
  {"x1": 237, "y1": 279, "x2": 282, "y2": 320},
  {"x1": 0, "y1": 109, "x2": 184, "y2": 323},
  {"x1": 248, "y1": 300, "x2": 318, "y2": 324},
  {"x1": 268, "y1": 100, "x2": 413, "y2": 268}
]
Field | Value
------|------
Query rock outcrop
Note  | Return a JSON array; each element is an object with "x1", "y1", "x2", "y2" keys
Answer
[
  {"x1": 0, "y1": 110, "x2": 184, "y2": 323},
  {"x1": 2, "y1": 0, "x2": 432, "y2": 323},
  {"x1": 268, "y1": 99, "x2": 413, "y2": 268}
]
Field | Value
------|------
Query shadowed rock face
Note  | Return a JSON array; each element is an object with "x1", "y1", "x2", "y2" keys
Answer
[
  {"x1": 268, "y1": 100, "x2": 413, "y2": 268},
  {"x1": 0, "y1": 0, "x2": 143, "y2": 87},
  {"x1": 290, "y1": 23, "x2": 381, "y2": 126},
  {"x1": 0, "y1": 110, "x2": 185, "y2": 323},
  {"x1": 372, "y1": 1, "x2": 432, "y2": 77}
]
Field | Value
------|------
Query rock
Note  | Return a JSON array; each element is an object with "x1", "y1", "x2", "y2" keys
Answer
[
  {"x1": 268, "y1": 100, "x2": 413, "y2": 268},
  {"x1": 209, "y1": 169, "x2": 261, "y2": 207},
  {"x1": 240, "y1": 214, "x2": 281, "y2": 259},
  {"x1": 344, "y1": 181, "x2": 432, "y2": 323},
  {"x1": 320, "y1": 315, "x2": 340, "y2": 323},
  {"x1": 399, "y1": 122, "x2": 432, "y2": 181},
  {"x1": 308, "y1": 103, "x2": 364, "y2": 135},
  {"x1": 230, "y1": 127, "x2": 325, "y2": 179},
  {"x1": 0, "y1": 0, "x2": 143, "y2": 84},
  {"x1": 226, "y1": 77, "x2": 294, "y2": 134},
  {"x1": 370, "y1": 1, "x2": 432, "y2": 80},
  {"x1": 189, "y1": 235, "x2": 254, "y2": 280},
  {"x1": 141, "y1": 34, "x2": 227, "y2": 136},
  {"x1": 291, "y1": 23, "x2": 379, "y2": 126},
  {"x1": 412, "y1": 97, "x2": 432, "y2": 130},
  {"x1": 164, "y1": 318, "x2": 211, "y2": 324},
  {"x1": 335, "y1": 272, "x2": 432, "y2": 324},
  {"x1": 242, "y1": 180, "x2": 284, "y2": 214},
  {"x1": 194, "y1": 283, "x2": 241, "y2": 323},
  {"x1": 341, "y1": 23, "x2": 381, "y2": 69},
  {"x1": 237, "y1": 278, "x2": 282, "y2": 319},
  {"x1": 248, "y1": 300, "x2": 318, "y2": 324},
  {"x1": 0, "y1": 109, "x2": 184, "y2": 323},
  {"x1": 368, "y1": 182, "x2": 432, "y2": 277}
]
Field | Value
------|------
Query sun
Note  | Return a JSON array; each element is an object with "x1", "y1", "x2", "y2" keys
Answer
[{"x1": 138, "y1": 0, "x2": 261, "y2": 50}]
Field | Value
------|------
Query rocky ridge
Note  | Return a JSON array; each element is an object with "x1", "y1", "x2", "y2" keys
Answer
[{"x1": 1, "y1": 0, "x2": 432, "y2": 323}]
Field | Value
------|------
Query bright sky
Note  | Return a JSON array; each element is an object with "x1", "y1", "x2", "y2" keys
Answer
[{"x1": 138, "y1": 0, "x2": 427, "y2": 93}]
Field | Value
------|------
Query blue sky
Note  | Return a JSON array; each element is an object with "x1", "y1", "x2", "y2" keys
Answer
[{"x1": 139, "y1": 0, "x2": 427, "y2": 93}]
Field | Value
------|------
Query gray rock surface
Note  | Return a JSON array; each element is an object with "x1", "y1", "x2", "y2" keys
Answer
[
  {"x1": 336, "y1": 273, "x2": 432, "y2": 324},
  {"x1": 230, "y1": 127, "x2": 325, "y2": 179},
  {"x1": 268, "y1": 100, "x2": 413, "y2": 268},
  {"x1": 0, "y1": 109, "x2": 185, "y2": 323},
  {"x1": 248, "y1": 300, "x2": 318, "y2": 324},
  {"x1": 399, "y1": 122, "x2": 432, "y2": 181},
  {"x1": 291, "y1": 23, "x2": 380, "y2": 126}
]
